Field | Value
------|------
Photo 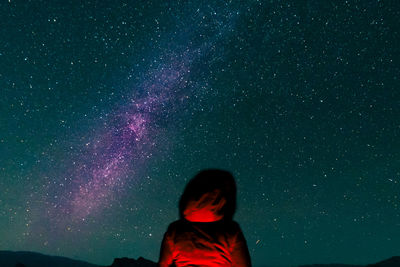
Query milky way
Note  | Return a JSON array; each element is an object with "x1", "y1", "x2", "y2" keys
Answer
[
  {"x1": 43, "y1": 2, "x2": 240, "y2": 227},
  {"x1": 2, "y1": 1, "x2": 399, "y2": 265}
]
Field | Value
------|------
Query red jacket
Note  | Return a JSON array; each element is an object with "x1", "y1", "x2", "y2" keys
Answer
[
  {"x1": 158, "y1": 173, "x2": 251, "y2": 267},
  {"x1": 158, "y1": 219, "x2": 251, "y2": 267}
]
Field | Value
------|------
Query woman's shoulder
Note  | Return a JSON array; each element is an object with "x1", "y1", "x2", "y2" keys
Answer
[
  {"x1": 167, "y1": 219, "x2": 186, "y2": 228},
  {"x1": 165, "y1": 219, "x2": 188, "y2": 233},
  {"x1": 169, "y1": 219, "x2": 243, "y2": 234},
  {"x1": 165, "y1": 219, "x2": 243, "y2": 234},
  {"x1": 223, "y1": 220, "x2": 243, "y2": 235},
  {"x1": 168, "y1": 219, "x2": 240, "y2": 226}
]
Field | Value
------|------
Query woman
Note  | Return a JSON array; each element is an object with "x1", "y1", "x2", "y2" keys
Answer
[{"x1": 158, "y1": 169, "x2": 251, "y2": 267}]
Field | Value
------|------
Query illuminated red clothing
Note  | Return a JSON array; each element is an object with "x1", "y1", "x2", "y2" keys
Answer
[
  {"x1": 158, "y1": 169, "x2": 251, "y2": 267},
  {"x1": 158, "y1": 219, "x2": 251, "y2": 267}
]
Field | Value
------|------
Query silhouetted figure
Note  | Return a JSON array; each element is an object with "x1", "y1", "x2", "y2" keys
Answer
[{"x1": 158, "y1": 169, "x2": 251, "y2": 267}]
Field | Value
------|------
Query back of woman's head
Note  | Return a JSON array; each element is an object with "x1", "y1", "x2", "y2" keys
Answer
[{"x1": 179, "y1": 169, "x2": 237, "y2": 222}]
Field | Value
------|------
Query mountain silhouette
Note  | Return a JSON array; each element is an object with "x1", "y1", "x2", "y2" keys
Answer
[
  {"x1": 0, "y1": 251, "x2": 101, "y2": 267},
  {"x1": 0, "y1": 250, "x2": 399, "y2": 267},
  {"x1": 366, "y1": 256, "x2": 400, "y2": 267},
  {"x1": 297, "y1": 256, "x2": 400, "y2": 267},
  {"x1": 0, "y1": 251, "x2": 157, "y2": 267},
  {"x1": 298, "y1": 264, "x2": 362, "y2": 267},
  {"x1": 108, "y1": 256, "x2": 156, "y2": 267}
]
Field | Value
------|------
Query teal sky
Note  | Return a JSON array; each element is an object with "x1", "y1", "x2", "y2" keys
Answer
[{"x1": 0, "y1": 1, "x2": 399, "y2": 266}]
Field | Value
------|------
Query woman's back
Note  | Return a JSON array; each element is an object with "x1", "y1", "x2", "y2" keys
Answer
[
  {"x1": 158, "y1": 169, "x2": 251, "y2": 267},
  {"x1": 159, "y1": 219, "x2": 250, "y2": 267}
]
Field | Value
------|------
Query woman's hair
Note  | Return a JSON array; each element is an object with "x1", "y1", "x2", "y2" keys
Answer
[{"x1": 179, "y1": 169, "x2": 237, "y2": 221}]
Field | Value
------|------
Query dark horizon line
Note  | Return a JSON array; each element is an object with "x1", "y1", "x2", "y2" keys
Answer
[{"x1": 1, "y1": 249, "x2": 399, "y2": 267}]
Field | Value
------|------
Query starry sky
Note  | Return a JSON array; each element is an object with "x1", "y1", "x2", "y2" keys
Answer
[{"x1": 0, "y1": 0, "x2": 399, "y2": 266}]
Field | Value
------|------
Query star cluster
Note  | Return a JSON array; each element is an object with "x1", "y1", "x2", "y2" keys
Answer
[{"x1": 0, "y1": 1, "x2": 399, "y2": 266}]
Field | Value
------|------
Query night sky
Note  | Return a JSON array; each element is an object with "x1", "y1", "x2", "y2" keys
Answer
[{"x1": 0, "y1": 1, "x2": 399, "y2": 266}]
